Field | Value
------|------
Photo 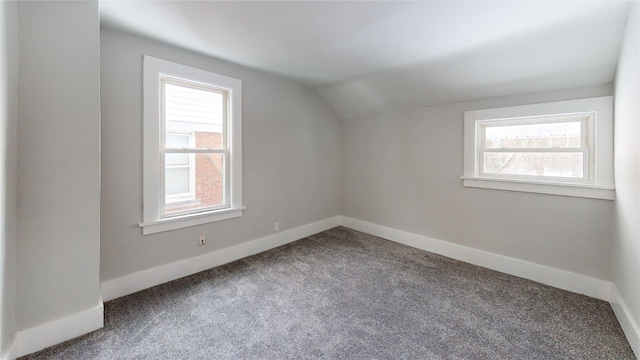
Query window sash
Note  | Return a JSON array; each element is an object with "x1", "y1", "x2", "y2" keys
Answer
[
  {"x1": 479, "y1": 149, "x2": 589, "y2": 182},
  {"x1": 159, "y1": 77, "x2": 231, "y2": 218},
  {"x1": 475, "y1": 113, "x2": 592, "y2": 183},
  {"x1": 160, "y1": 150, "x2": 231, "y2": 217},
  {"x1": 161, "y1": 76, "x2": 228, "y2": 152}
]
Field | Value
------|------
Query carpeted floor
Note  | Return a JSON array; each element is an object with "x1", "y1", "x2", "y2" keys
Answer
[{"x1": 22, "y1": 227, "x2": 635, "y2": 359}]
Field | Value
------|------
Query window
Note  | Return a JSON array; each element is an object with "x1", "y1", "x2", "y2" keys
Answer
[
  {"x1": 480, "y1": 114, "x2": 590, "y2": 181},
  {"x1": 462, "y1": 96, "x2": 614, "y2": 200},
  {"x1": 141, "y1": 56, "x2": 244, "y2": 234}
]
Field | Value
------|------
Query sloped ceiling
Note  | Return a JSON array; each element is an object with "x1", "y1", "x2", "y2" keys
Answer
[{"x1": 100, "y1": 1, "x2": 631, "y2": 118}]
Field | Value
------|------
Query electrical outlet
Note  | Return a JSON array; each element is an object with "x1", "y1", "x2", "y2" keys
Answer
[
  {"x1": 274, "y1": 222, "x2": 280, "y2": 232},
  {"x1": 199, "y1": 234, "x2": 206, "y2": 246}
]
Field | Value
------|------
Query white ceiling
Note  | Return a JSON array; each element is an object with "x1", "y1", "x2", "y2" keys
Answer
[{"x1": 100, "y1": 1, "x2": 632, "y2": 118}]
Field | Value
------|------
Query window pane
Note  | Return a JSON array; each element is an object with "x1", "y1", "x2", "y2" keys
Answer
[
  {"x1": 484, "y1": 121, "x2": 581, "y2": 149},
  {"x1": 166, "y1": 153, "x2": 189, "y2": 166},
  {"x1": 166, "y1": 167, "x2": 190, "y2": 196},
  {"x1": 166, "y1": 133, "x2": 190, "y2": 148},
  {"x1": 165, "y1": 153, "x2": 225, "y2": 215},
  {"x1": 164, "y1": 82, "x2": 224, "y2": 150},
  {"x1": 483, "y1": 152, "x2": 583, "y2": 178}
]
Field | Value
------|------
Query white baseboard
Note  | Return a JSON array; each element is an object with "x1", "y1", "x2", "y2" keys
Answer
[
  {"x1": 8, "y1": 303, "x2": 103, "y2": 359},
  {"x1": 339, "y1": 216, "x2": 612, "y2": 301},
  {"x1": 0, "y1": 333, "x2": 16, "y2": 360},
  {"x1": 102, "y1": 216, "x2": 341, "y2": 302},
  {"x1": 610, "y1": 285, "x2": 640, "y2": 358},
  {"x1": 6, "y1": 217, "x2": 636, "y2": 358}
]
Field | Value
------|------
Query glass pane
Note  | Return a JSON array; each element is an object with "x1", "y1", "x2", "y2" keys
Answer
[
  {"x1": 166, "y1": 153, "x2": 189, "y2": 166},
  {"x1": 165, "y1": 153, "x2": 225, "y2": 215},
  {"x1": 164, "y1": 82, "x2": 224, "y2": 150},
  {"x1": 166, "y1": 167, "x2": 190, "y2": 196},
  {"x1": 166, "y1": 133, "x2": 190, "y2": 148},
  {"x1": 485, "y1": 121, "x2": 581, "y2": 149},
  {"x1": 483, "y1": 152, "x2": 583, "y2": 178}
]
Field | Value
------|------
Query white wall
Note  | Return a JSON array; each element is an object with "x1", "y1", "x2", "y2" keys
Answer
[
  {"x1": 16, "y1": 1, "x2": 101, "y2": 330},
  {"x1": 613, "y1": 0, "x2": 640, "y2": 352},
  {"x1": 100, "y1": 28, "x2": 341, "y2": 282},
  {"x1": 0, "y1": 0, "x2": 18, "y2": 356},
  {"x1": 342, "y1": 84, "x2": 614, "y2": 280}
]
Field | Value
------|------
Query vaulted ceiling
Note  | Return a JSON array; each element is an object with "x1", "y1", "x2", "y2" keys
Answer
[{"x1": 100, "y1": 1, "x2": 632, "y2": 118}]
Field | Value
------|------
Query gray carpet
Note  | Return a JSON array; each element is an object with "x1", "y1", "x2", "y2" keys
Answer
[{"x1": 22, "y1": 227, "x2": 635, "y2": 359}]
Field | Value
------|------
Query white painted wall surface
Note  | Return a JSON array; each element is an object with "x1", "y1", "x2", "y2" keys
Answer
[
  {"x1": 613, "y1": 0, "x2": 640, "y2": 350},
  {"x1": 341, "y1": 84, "x2": 614, "y2": 280},
  {"x1": 16, "y1": 1, "x2": 101, "y2": 330},
  {"x1": 99, "y1": 28, "x2": 341, "y2": 282},
  {"x1": 0, "y1": 0, "x2": 18, "y2": 356}
]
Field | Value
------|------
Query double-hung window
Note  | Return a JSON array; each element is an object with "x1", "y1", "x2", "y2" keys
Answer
[
  {"x1": 479, "y1": 114, "x2": 590, "y2": 181},
  {"x1": 462, "y1": 96, "x2": 614, "y2": 200},
  {"x1": 141, "y1": 56, "x2": 244, "y2": 234}
]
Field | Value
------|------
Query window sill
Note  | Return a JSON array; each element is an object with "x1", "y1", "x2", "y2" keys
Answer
[
  {"x1": 461, "y1": 176, "x2": 614, "y2": 200},
  {"x1": 139, "y1": 206, "x2": 246, "y2": 235}
]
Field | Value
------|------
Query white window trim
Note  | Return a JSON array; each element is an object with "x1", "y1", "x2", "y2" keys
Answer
[
  {"x1": 141, "y1": 56, "x2": 244, "y2": 235},
  {"x1": 462, "y1": 96, "x2": 614, "y2": 200}
]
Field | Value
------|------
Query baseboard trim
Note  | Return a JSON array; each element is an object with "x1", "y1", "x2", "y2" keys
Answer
[
  {"x1": 102, "y1": 216, "x2": 341, "y2": 302},
  {"x1": 9, "y1": 303, "x2": 103, "y2": 359},
  {"x1": 339, "y1": 216, "x2": 612, "y2": 301},
  {"x1": 0, "y1": 333, "x2": 16, "y2": 360},
  {"x1": 610, "y1": 285, "x2": 640, "y2": 358}
]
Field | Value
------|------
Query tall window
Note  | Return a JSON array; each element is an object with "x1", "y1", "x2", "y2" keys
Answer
[
  {"x1": 141, "y1": 56, "x2": 243, "y2": 235},
  {"x1": 463, "y1": 96, "x2": 613, "y2": 200}
]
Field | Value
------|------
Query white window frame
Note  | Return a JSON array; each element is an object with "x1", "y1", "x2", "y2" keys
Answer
[
  {"x1": 141, "y1": 56, "x2": 244, "y2": 235},
  {"x1": 462, "y1": 96, "x2": 614, "y2": 200}
]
